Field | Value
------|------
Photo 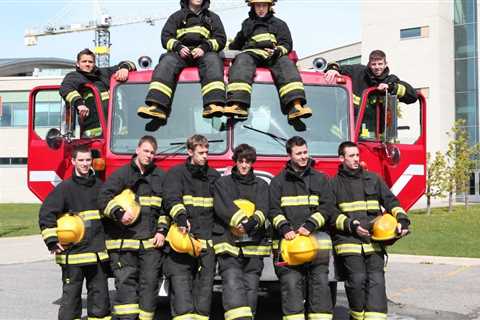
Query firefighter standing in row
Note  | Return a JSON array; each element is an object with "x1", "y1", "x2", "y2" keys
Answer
[
  {"x1": 98, "y1": 136, "x2": 168, "y2": 320},
  {"x1": 225, "y1": 0, "x2": 311, "y2": 121},
  {"x1": 269, "y1": 136, "x2": 334, "y2": 320},
  {"x1": 39, "y1": 145, "x2": 111, "y2": 320},
  {"x1": 213, "y1": 144, "x2": 271, "y2": 320},
  {"x1": 331, "y1": 141, "x2": 410, "y2": 320},
  {"x1": 163, "y1": 134, "x2": 220, "y2": 319},
  {"x1": 138, "y1": 0, "x2": 227, "y2": 128},
  {"x1": 60, "y1": 48, "x2": 136, "y2": 138}
]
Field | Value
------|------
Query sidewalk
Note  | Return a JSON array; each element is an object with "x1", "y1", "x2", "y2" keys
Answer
[{"x1": 1, "y1": 234, "x2": 480, "y2": 266}]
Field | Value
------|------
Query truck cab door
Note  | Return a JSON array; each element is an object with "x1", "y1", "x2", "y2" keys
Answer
[
  {"x1": 27, "y1": 84, "x2": 106, "y2": 201},
  {"x1": 354, "y1": 87, "x2": 426, "y2": 210}
]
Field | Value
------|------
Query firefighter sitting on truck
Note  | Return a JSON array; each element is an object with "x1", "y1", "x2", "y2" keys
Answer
[
  {"x1": 98, "y1": 135, "x2": 168, "y2": 320},
  {"x1": 60, "y1": 48, "x2": 136, "y2": 138},
  {"x1": 213, "y1": 144, "x2": 271, "y2": 320},
  {"x1": 137, "y1": 0, "x2": 227, "y2": 128},
  {"x1": 39, "y1": 144, "x2": 111, "y2": 320},
  {"x1": 331, "y1": 141, "x2": 410, "y2": 320},
  {"x1": 269, "y1": 136, "x2": 335, "y2": 319},
  {"x1": 325, "y1": 50, "x2": 417, "y2": 138},
  {"x1": 224, "y1": 0, "x2": 311, "y2": 122}
]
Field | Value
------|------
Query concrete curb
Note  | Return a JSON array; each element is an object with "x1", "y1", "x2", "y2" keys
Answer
[{"x1": 388, "y1": 254, "x2": 480, "y2": 266}]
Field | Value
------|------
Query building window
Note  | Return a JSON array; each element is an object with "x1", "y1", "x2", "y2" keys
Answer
[
  {"x1": 400, "y1": 26, "x2": 429, "y2": 39},
  {"x1": 338, "y1": 55, "x2": 361, "y2": 66},
  {"x1": 0, "y1": 157, "x2": 28, "y2": 166}
]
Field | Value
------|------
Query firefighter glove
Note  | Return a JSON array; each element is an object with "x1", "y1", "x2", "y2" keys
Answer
[
  {"x1": 175, "y1": 213, "x2": 189, "y2": 229},
  {"x1": 279, "y1": 223, "x2": 294, "y2": 237},
  {"x1": 302, "y1": 220, "x2": 317, "y2": 233},
  {"x1": 242, "y1": 216, "x2": 259, "y2": 235},
  {"x1": 397, "y1": 218, "x2": 410, "y2": 232}
]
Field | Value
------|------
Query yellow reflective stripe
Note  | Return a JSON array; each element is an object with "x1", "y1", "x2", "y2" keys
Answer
[
  {"x1": 281, "y1": 195, "x2": 319, "y2": 207},
  {"x1": 173, "y1": 314, "x2": 208, "y2": 320},
  {"x1": 277, "y1": 45, "x2": 288, "y2": 55},
  {"x1": 251, "y1": 33, "x2": 277, "y2": 43},
  {"x1": 350, "y1": 310, "x2": 365, "y2": 320},
  {"x1": 254, "y1": 210, "x2": 265, "y2": 226},
  {"x1": 83, "y1": 92, "x2": 94, "y2": 100},
  {"x1": 353, "y1": 94, "x2": 361, "y2": 106},
  {"x1": 339, "y1": 200, "x2": 380, "y2": 212},
  {"x1": 396, "y1": 83, "x2": 406, "y2": 97},
  {"x1": 78, "y1": 210, "x2": 101, "y2": 221},
  {"x1": 225, "y1": 306, "x2": 253, "y2": 320},
  {"x1": 114, "y1": 304, "x2": 139, "y2": 315},
  {"x1": 272, "y1": 239, "x2": 280, "y2": 250},
  {"x1": 170, "y1": 203, "x2": 186, "y2": 218},
  {"x1": 194, "y1": 314, "x2": 209, "y2": 320},
  {"x1": 214, "y1": 242, "x2": 240, "y2": 256},
  {"x1": 139, "y1": 308, "x2": 154, "y2": 319},
  {"x1": 167, "y1": 38, "x2": 178, "y2": 51},
  {"x1": 310, "y1": 212, "x2": 325, "y2": 228},
  {"x1": 242, "y1": 245, "x2": 271, "y2": 256},
  {"x1": 84, "y1": 127, "x2": 102, "y2": 138},
  {"x1": 41, "y1": 227, "x2": 57, "y2": 240},
  {"x1": 88, "y1": 316, "x2": 112, "y2": 320},
  {"x1": 283, "y1": 314, "x2": 305, "y2": 320},
  {"x1": 273, "y1": 214, "x2": 287, "y2": 229},
  {"x1": 230, "y1": 209, "x2": 246, "y2": 228},
  {"x1": 366, "y1": 200, "x2": 380, "y2": 210},
  {"x1": 201, "y1": 81, "x2": 225, "y2": 96},
  {"x1": 176, "y1": 26, "x2": 210, "y2": 39},
  {"x1": 56, "y1": 250, "x2": 109, "y2": 265},
  {"x1": 100, "y1": 91, "x2": 109, "y2": 101},
  {"x1": 364, "y1": 312, "x2": 387, "y2": 320},
  {"x1": 139, "y1": 196, "x2": 163, "y2": 207},
  {"x1": 104, "y1": 198, "x2": 121, "y2": 218},
  {"x1": 279, "y1": 81, "x2": 305, "y2": 97},
  {"x1": 335, "y1": 243, "x2": 362, "y2": 255},
  {"x1": 335, "y1": 214, "x2": 347, "y2": 231},
  {"x1": 198, "y1": 239, "x2": 213, "y2": 250},
  {"x1": 149, "y1": 81, "x2": 172, "y2": 98},
  {"x1": 208, "y1": 39, "x2": 219, "y2": 51},
  {"x1": 227, "y1": 82, "x2": 252, "y2": 94},
  {"x1": 317, "y1": 239, "x2": 333, "y2": 250},
  {"x1": 243, "y1": 48, "x2": 270, "y2": 59},
  {"x1": 106, "y1": 239, "x2": 140, "y2": 250},
  {"x1": 158, "y1": 215, "x2": 171, "y2": 226},
  {"x1": 66, "y1": 90, "x2": 81, "y2": 104},
  {"x1": 142, "y1": 238, "x2": 156, "y2": 249},
  {"x1": 391, "y1": 206, "x2": 406, "y2": 218},
  {"x1": 308, "y1": 313, "x2": 333, "y2": 320},
  {"x1": 182, "y1": 195, "x2": 213, "y2": 207}
]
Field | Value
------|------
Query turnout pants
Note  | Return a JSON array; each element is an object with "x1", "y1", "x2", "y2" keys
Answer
[
  {"x1": 340, "y1": 252, "x2": 387, "y2": 320},
  {"x1": 59, "y1": 262, "x2": 110, "y2": 320},
  {"x1": 109, "y1": 248, "x2": 163, "y2": 320},
  {"x1": 227, "y1": 52, "x2": 306, "y2": 111},
  {"x1": 274, "y1": 262, "x2": 333, "y2": 320},
  {"x1": 218, "y1": 254, "x2": 264, "y2": 320},
  {"x1": 164, "y1": 246, "x2": 216, "y2": 319},
  {"x1": 145, "y1": 52, "x2": 225, "y2": 112}
]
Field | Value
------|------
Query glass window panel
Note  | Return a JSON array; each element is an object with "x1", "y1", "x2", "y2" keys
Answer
[
  {"x1": 0, "y1": 104, "x2": 12, "y2": 127},
  {"x1": 12, "y1": 103, "x2": 28, "y2": 127},
  {"x1": 454, "y1": 0, "x2": 477, "y2": 25},
  {"x1": 400, "y1": 27, "x2": 421, "y2": 39},
  {"x1": 455, "y1": 24, "x2": 477, "y2": 59},
  {"x1": 338, "y1": 56, "x2": 361, "y2": 66},
  {"x1": 455, "y1": 58, "x2": 477, "y2": 92}
]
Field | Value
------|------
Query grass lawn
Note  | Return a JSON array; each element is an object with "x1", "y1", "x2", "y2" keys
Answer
[
  {"x1": 0, "y1": 204, "x2": 40, "y2": 237},
  {"x1": 389, "y1": 205, "x2": 480, "y2": 258}
]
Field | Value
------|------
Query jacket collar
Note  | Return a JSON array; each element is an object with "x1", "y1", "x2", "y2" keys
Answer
[
  {"x1": 338, "y1": 163, "x2": 365, "y2": 179},
  {"x1": 365, "y1": 66, "x2": 390, "y2": 85},
  {"x1": 185, "y1": 157, "x2": 209, "y2": 180},
  {"x1": 72, "y1": 167, "x2": 96, "y2": 187},
  {"x1": 130, "y1": 156, "x2": 155, "y2": 176},
  {"x1": 231, "y1": 166, "x2": 256, "y2": 185},
  {"x1": 285, "y1": 158, "x2": 315, "y2": 180}
]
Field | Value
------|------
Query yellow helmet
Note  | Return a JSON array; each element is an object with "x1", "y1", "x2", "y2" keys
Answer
[
  {"x1": 166, "y1": 224, "x2": 203, "y2": 257},
  {"x1": 371, "y1": 214, "x2": 397, "y2": 241},
  {"x1": 57, "y1": 213, "x2": 85, "y2": 246},
  {"x1": 281, "y1": 235, "x2": 318, "y2": 266},
  {"x1": 246, "y1": 0, "x2": 276, "y2": 5},
  {"x1": 230, "y1": 199, "x2": 256, "y2": 237},
  {"x1": 112, "y1": 189, "x2": 141, "y2": 225}
]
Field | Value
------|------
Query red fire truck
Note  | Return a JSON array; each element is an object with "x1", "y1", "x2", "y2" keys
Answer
[{"x1": 27, "y1": 52, "x2": 426, "y2": 293}]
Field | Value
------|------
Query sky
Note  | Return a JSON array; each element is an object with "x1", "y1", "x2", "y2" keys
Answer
[{"x1": 1, "y1": 0, "x2": 361, "y2": 64}]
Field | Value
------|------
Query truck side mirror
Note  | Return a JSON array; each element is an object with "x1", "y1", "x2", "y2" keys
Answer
[
  {"x1": 46, "y1": 128, "x2": 63, "y2": 150},
  {"x1": 384, "y1": 143, "x2": 401, "y2": 166}
]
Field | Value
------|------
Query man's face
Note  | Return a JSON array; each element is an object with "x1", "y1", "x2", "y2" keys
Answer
[
  {"x1": 188, "y1": 144, "x2": 209, "y2": 166},
  {"x1": 236, "y1": 158, "x2": 253, "y2": 176},
  {"x1": 340, "y1": 146, "x2": 360, "y2": 170},
  {"x1": 368, "y1": 58, "x2": 387, "y2": 77},
  {"x1": 254, "y1": 3, "x2": 270, "y2": 17},
  {"x1": 72, "y1": 151, "x2": 92, "y2": 176},
  {"x1": 189, "y1": 0, "x2": 203, "y2": 7},
  {"x1": 76, "y1": 54, "x2": 95, "y2": 73},
  {"x1": 136, "y1": 142, "x2": 156, "y2": 167},
  {"x1": 288, "y1": 144, "x2": 309, "y2": 169}
]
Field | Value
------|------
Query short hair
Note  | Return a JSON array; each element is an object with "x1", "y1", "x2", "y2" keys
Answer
[
  {"x1": 338, "y1": 141, "x2": 358, "y2": 156},
  {"x1": 138, "y1": 135, "x2": 158, "y2": 151},
  {"x1": 76, "y1": 48, "x2": 95, "y2": 62},
  {"x1": 286, "y1": 136, "x2": 307, "y2": 155},
  {"x1": 72, "y1": 144, "x2": 91, "y2": 159},
  {"x1": 186, "y1": 134, "x2": 209, "y2": 151},
  {"x1": 368, "y1": 50, "x2": 386, "y2": 62},
  {"x1": 232, "y1": 144, "x2": 256, "y2": 163}
]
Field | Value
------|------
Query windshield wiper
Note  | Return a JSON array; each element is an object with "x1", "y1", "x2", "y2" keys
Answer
[
  {"x1": 242, "y1": 125, "x2": 287, "y2": 147},
  {"x1": 157, "y1": 139, "x2": 224, "y2": 161},
  {"x1": 169, "y1": 139, "x2": 224, "y2": 146}
]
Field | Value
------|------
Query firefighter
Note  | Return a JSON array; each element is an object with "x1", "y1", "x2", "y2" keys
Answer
[
  {"x1": 269, "y1": 136, "x2": 335, "y2": 320},
  {"x1": 331, "y1": 141, "x2": 410, "y2": 320},
  {"x1": 224, "y1": 0, "x2": 311, "y2": 121},
  {"x1": 137, "y1": 0, "x2": 227, "y2": 127},
  {"x1": 60, "y1": 48, "x2": 136, "y2": 138},
  {"x1": 213, "y1": 144, "x2": 271, "y2": 320},
  {"x1": 163, "y1": 134, "x2": 220, "y2": 319},
  {"x1": 98, "y1": 135, "x2": 168, "y2": 320},
  {"x1": 324, "y1": 49, "x2": 417, "y2": 134},
  {"x1": 39, "y1": 144, "x2": 110, "y2": 320}
]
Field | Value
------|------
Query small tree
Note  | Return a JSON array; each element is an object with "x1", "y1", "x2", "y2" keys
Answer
[{"x1": 425, "y1": 151, "x2": 447, "y2": 215}]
